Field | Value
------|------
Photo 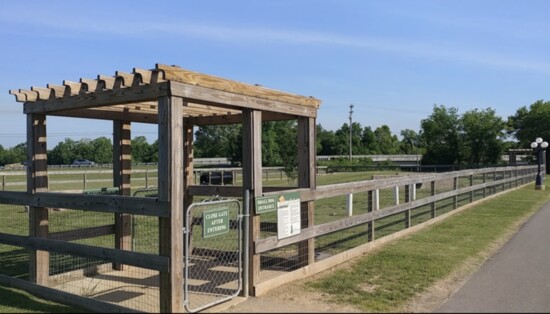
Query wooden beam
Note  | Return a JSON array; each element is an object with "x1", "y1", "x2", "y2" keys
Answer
[
  {"x1": 169, "y1": 81, "x2": 317, "y2": 118},
  {"x1": 0, "y1": 232, "x2": 168, "y2": 272},
  {"x1": 27, "y1": 113, "x2": 49, "y2": 286},
  {"x1": 158, "y1": 96, "x2": 185, "y2": 313},
  {"x1": 49, "y1": 224, "x2": 115, "y2": 242},
  {"x1": 297, "y1": 117, "x2": 316, "y2": 266},
  {"x1": 23, "y1": 82, "x2": 169, "y2": 114},
  {"x1": 113, "y1": 120, "x2": 132, "y2": 270}
]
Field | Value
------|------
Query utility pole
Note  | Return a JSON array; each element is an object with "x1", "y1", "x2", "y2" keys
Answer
[{"x1": 349, "y1": 104, "x2": 354, "y2": 162}]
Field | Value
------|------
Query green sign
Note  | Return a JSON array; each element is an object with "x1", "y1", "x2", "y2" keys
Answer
[
  {"x1": 255, "y1": 195, "x2": 278, "y2": 214},
  {"x1": 255, "y1": 192, "x2": 300, "y2": 215},
  {"x1": 203, "y1": 207, "x2": 229, "y2": 238}
]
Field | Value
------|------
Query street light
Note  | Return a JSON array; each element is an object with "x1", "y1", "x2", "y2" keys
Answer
[
  {"x1": 530, "y1": 137, "x2": 549, "y2": 190},
  {"x1": 349, "y1": 104, "x2": 354, "y2": 162}
]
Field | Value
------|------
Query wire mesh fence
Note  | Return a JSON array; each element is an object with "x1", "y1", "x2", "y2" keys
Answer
[
  {"x1": 257, "y1": 168, "x2": 537, "y2": 285},
  {"x1": 184, "y1": 198, "x2": 242, "y2": 313}
]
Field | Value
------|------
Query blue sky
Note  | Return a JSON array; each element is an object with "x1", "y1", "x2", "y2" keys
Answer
[{"x1": 1, "y1": 0, "x2": 549, "y2": 148}]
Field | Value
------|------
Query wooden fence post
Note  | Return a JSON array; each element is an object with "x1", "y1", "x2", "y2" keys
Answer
[
  {"x1": 430, "y1": 180, "x2": 436, "y2": 218},
  {"x1": 346, "y1": 193, "x2": 353, "y2": 217}
]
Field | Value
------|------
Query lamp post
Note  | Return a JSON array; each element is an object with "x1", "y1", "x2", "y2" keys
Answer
[
  {"x1": 530, "y1": 137, "x2": 549, "y2": 190},
  {"x1": 349, "y1": 104, "x2": 354, "y2": 162}
]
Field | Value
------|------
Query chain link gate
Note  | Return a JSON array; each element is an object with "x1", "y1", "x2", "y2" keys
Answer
[{"x1": 184, "y1": 197, "x2": 242, "y2": 312}]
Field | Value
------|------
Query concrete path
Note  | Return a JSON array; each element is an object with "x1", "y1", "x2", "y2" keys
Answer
[{"x1": 435, "y1": 200, "x2": 550, "y2": 313}]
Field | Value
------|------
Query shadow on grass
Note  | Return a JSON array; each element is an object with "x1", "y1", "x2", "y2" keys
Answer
[{"x1": 0, "y1": 285, "x2": 87, "y2": 313}]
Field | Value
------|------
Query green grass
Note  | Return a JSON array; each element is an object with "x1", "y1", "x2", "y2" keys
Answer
[{"x1": 307, "y1": 180, "x2": 550, "y2": 312}]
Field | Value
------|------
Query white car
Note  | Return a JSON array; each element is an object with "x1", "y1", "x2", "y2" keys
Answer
[{"x1": 72, "y1": 159, "x2": 95, "y2": 166}]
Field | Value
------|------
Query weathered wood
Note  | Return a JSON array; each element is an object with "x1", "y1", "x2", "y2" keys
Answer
[
  {"x1": 113, "y1": 120, "x2": 132, "y2": 270},
  {"x1": 158, "y1": 64, "x2": 320, "y2": 108},
  {"x1": 0, "y1": 274, "x2": 141, "y2": 313},
  {"x1": 23, "y1": 82, "x2": 169, "y2": 114},
  {"x1": 242, "y1": 109, "x2": 262, "y2": 296},
  {"x1": 49, "y1": 224, "x2": 115, "y2": 242},
  {"x1": 254, "y1": 180, "x2": 520, "y2": 254},
  {"x1": 431, "y1": 181, "x2": 437, "y2": 218},
  {"x1": 158, "y1": 96, "x2": 185, "y2": 313},
  {"x1": 0, "y1": 232, "x2": 168, "y2": 272},
  {"x1": 297, "y1": 117, "x2": 316, "y2": 266},
  {"x1": 27, "y1": 113, "x2": 49, "y2": 286},
  {"x1": 169, "y1": 81, "x2": 317, "y2": 118},
  {"x1": 188, "y1": 185, "x2": 243, "y2": 197}
]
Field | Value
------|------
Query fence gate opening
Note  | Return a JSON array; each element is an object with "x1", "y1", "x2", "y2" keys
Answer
[{"x1": 184, "y1": 198, "x2": 242, "y2": 312}]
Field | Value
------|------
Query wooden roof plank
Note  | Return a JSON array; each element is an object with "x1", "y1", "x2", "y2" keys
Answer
[
  {"x1": 9, "y1": 90, "x2": 27, "y2": 102},
  {"x1": 63, "y1": 80, "x2": 87, "y2": 95},
  {"x1": 18, "y1": 89, "x2": 39, "y2": 102},
  {"x1": 31, "y1": 87, "x2": 54, "y2": 100},
  {"x1": 115, "y1": 71, "x2": 141, "y2": 87},
  {"x1": 157, "y1": 63, "x2": 321, "y2": 108},
  {"x1": 46, "y1": 84, "x2": 68, "y2": 98},
  {"x1": 80, "y1": 78, "x2": 105, "y2": 93}
]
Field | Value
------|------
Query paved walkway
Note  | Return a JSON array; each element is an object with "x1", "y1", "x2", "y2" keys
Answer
[{"x1": 435, "y1": 199, "x2": 550, "y2": 313}]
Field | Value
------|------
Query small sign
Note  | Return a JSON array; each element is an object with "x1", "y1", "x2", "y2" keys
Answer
[
  {"x1": 255, "y1": 195, "x2": 278, "y2": 214},
  {"x1": 203, "y1": 207, "x2": 229, "y2": 238}
]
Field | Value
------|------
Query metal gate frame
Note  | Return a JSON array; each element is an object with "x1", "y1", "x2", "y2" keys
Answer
[{"x1": 184, "y1": 198, "x2": 243, "y2": 313}]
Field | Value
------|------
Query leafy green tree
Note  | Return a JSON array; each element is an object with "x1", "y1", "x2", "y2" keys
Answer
[
  {"x1": 461, "y1": 108, "x2": 506, "y2": 165},
  {"x1": 373, "y1": 125, "x2": 400, "y2": 154},
  {"x1": 49, "y1": 139, "x2": 77, "y2": 165},
  {"x1": 399, "y1": 129, "x2": 422, "y2": 154},
  {"x1": 131, "y1": 136, "x2": 151, "y2": 162},
  {"x1": 361, "y1": 126, "x2": 376, "y2": 154},
  {"x1": 89, "y1": 137, "x2": 113, "y2": 164},
  {"x1": 421, "y1": 105, "x2": 462, "y2": 165},
  {"x1": 194, "y1": 124, "x2": 242, "y2": 165},
  {"x1": 508, "y1": 100, "x2": 550, "y2": 146}
]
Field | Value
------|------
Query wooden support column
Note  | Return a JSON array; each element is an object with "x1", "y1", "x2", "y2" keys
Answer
[
  {"x1": 469, "y1": 174, "x2": 474, "y2": 203},
  {"x1": 297, "y1": 117, "x2": 316, "y2": 267},
  {"x1": 113, "y1": 120, "x2": 132, "y2": 270},
  {"x1": 404, "y1": 185, "x2": 412, "y2": 228},
  {"x1": 367, "y1": 190, "x2": 375, "y2": 241},
  {"x1": 183, "y1": 123, "x2": 194, "y2": 255},
  {"x1": 158, "y1": 96, "x2": 185, "y2": 313},
  {"x1": 242, "y1": 109, "x2": 262, "y2": 296},
  {"x1": 430, "y1": 181, "x2": 436, "y2": 218},
  {"x1": 27, "y1": 113, "x2": 49, "y2": 285},
  {"x1": 453, "y1": 177, "x2": 459, "y2": 209}
]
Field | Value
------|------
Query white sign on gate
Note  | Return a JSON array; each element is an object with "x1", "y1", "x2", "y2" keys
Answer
[{"x1": 277, "y1": 192, "x2": 301, "y2": 239}]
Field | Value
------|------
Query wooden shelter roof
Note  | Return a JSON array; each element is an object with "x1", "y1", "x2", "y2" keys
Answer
[{"x1": 10, "y1": 64, "x2": 321, "y2": 125}]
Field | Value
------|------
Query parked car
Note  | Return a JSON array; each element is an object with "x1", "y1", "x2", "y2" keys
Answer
[
  {"x1": 200, "y1": 171, "x2": 233, "y2": 185},
  {"x1": 72, "y1": 159, "x2": 95, "y2": 166}
]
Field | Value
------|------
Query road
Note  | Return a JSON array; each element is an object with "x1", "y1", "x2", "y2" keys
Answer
[{"x1": 435, "y1": 199, "x2": 550, "y2": 313}]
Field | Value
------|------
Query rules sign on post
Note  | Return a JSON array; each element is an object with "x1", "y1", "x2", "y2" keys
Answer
[
  {"x1": 203, "y1": 207, "x2": 229, "y2": 238},
  {"x1": 276, "y1": 192, "x2": 301, "y2": 239}
]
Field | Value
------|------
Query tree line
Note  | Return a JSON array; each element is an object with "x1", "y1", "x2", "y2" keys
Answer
[{"x1": 0, "y1": 100, "x2": 548, "y2": 167}]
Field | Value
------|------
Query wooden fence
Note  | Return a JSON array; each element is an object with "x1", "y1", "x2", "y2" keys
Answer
[{"x1": 0, "y1": 164, "x2": 541, "y2": 312}]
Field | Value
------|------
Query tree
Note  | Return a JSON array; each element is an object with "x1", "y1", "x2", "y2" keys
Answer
[
  {"x1": 420, "y1": 105, "x2": 462, "y2": 165},
  {"x1": 131, "y1": 136, "x2": 151, "y2": 162},
  {"x1": 508, "y1": 100, "x2": 550, "y2": 146},
  {"x1": 399, "y1": 129, "x2": 421, "y2": 154},
  {"x1": 373, "y1": 125, "x2": 399, "y2": 154},
  {"x1": 194, "y1": 124, "x2": 242, "y2": 165},
  {"x1": 461, "y1": 108, "x2": 506, "y2": 165}
]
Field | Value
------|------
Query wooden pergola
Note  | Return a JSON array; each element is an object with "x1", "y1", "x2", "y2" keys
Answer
[{"x1": 10, "y1": 64, "x2": 321, "y2": 312}]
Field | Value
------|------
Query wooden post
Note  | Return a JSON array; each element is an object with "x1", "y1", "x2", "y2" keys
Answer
[
  {"x1": 430, "y1": 181, "x2": 436, "y2": 218},
  {"x1": 1, "y1": 175, "x2": 4, "y2": 191},
  {"x1": 27, "y1": 113, "x2": 49, "y2": 286},
  {"x1": 404, "y1": 185, "x2": 411, "y2": 228},
  {"x1": 113, "y1": 120, "x2": 132, "y2": 270},
  {"x1": 183, "y1": 123, "x2": 194, "y2": 255},
  {"x1": 393, "y1": 186, "x2": 399, "y2": 205},
  {"x1": 346, "y1": 193, "x2": 353, "y2": 217},
  {"x1": 469, "y1": 174, "x2": 474, "y2": 203},
  {"x1": 482, "y1": 173, "x2": 487, "y2": 197},
  {"x1": 242, "y1": 109, "x2": 262, "y2": 296},
  {"x1": 158, "y1": 96, "x2": 185, "y2": 313},
  {"x1": 453, "y1": 177, "x2": 458, "y2": 209},
  {"x1": 83, "y1": 172, "x2": 87, "y2": 190},
  {"x1": 297, "y1": 117, "x2": 316, "y2": 267},
  {"x1": 145, "y1": 169, "x2": 149, "y2": 188},
  {"x1": 367, "y1": 191, "x2": 374, "y2": 241}
]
